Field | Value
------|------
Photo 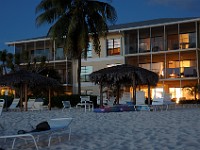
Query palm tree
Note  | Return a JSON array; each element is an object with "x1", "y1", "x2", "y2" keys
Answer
[
  {"x1": 35, "y1": 0, "x2": 117, "y2": 94},
  {"x1": 0, "y1": 49, "x2": 14, "y2": 75}
]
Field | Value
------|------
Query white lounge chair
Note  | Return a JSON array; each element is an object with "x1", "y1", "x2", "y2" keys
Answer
[
  {"x1": 32, "y1": 102, "x2": 44, "y2": 110},
  {"x1": 47, "y1": 117, "x2": 73, "y2": 146},
  {"x1": 62, "y1": 101, "x2": 71, "y2": 112},
  {"x1": 8, "y1": 98, "x2": 20, "y2": 111},
  {"x1": 135, "y1": 91, "x2": 150, "y2": 111},
  {"x1": 0, "y1": 99, "x2": 5, "y2": 129},
  {"x1": 0, "y1": 133, "x2": 39, "y2": 150},
  {"x1": 152, "y1": 97, "x2": 164, "y2": 111},
  {"x1": 152, "y1": 96, "x2": 175, "y2": 111},
  {"x1": 107, "y1": 97, "x2": 115, "y2": 106},
  {"x1": 0, "y1": 99, "x2": 4, "y2": 116},
  {"x1": 97, "y1": 96, "x2": 108, "y2": 106},
  {"x1": 0, "y1": 117, "x2": 73, "y2": 149},
  {"x1": 23, "y1": 98, "x2": 36, "y2": 110}
]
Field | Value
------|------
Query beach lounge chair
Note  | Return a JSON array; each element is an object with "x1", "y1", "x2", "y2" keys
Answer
[
  {"x1": 152, "y1": 97, "x2": 164, "y2": 111},
  {"x1": 0, "y1": 99, "x2": 5, "y2": 129},
  {"x1": 0, "y1": 117, "x2": 73, "y2": 149},
  {"x1": 107, "y1": 97, "x2": 115, "y2": 106},
  {"x1": 8, "y1": 98, "x2": 20, "y2": 111},
  {"x1": 97, "y1": 96, "x2": 108, "y2": 106},
  {"x1": 135, "y1": 91, "x2": 150, "y2": 111},
  {"x1": 152, "y1": 96, "x2": 175, "y2": 111},
  {"x1": 32, "y1": 101, "x2": 44, "y2": 111},
  {"x1": 23, "y1": 98, "x2": 36, "y2": 110},
  {"x1": 62, "y1": 101, "x2": 71, "y2": 112},
  {"x1": 31, "y1": 98, "x2": 45, "y2": 111},
  {"x1": 0, "y1": 99, "x2": 4, "y2": 116}
]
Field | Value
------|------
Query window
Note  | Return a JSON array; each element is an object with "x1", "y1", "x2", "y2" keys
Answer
[
  {"x1": 139, "y1": 38, "x2": 150, "y2": 53},
  {"x1": 167, "y1": 34, "x2": 179, "y2": 50},
  {"x1": 56, "y1": 47, "x2": 65, "y2": 60},
  {"x1": 31, "y1": 49, "x2": 50, "y2": 61},
  {"x1": 151, "y1": 36, "x2": 164, "y2": 52},
  {"x1": 107, "y1": 38, "x2": 120, "y2": 56},
  {"x1": 179, "y1": 32, "x2": 196, "y2": 49},
  {"x1": 15, "y1": 46, "x2": 23, "y2": 54},
  {"x1": 81, "y1": 66, "x2": 93, "y2": 82},
  {"x1": 87, "y1": 42, "x2": 92, "y2": 57},
  {"x1": 81, "y1": 42, "x2": 92, "y2": 58}
]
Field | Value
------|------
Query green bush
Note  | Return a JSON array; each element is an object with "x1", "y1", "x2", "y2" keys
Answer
[
  {"x1": 179, "y1": 100, "x2": 200, "y2": 104},
  {"x1": 49, "y1": 94, "x2": 98, "y2": 108},
  {"x1": 0, "y1": 95, "x2": 14, "y2": 108},
  {"x1": 50, "y1": 94, "x2": 80, "y2": 108}
]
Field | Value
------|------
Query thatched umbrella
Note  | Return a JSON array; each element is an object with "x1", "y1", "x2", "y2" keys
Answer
[
  {"x1": 0, "y1": 69, "x2": 61, "y2": 111},
  {"x1": 89, "y1": 64, "x2": 159, "y2": 107}
]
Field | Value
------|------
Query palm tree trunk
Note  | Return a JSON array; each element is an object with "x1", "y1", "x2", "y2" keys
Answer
[
  {"x1": 2, "y1": 63, "x2": 7, "y2": 75},
  {"x1": 48, "y1": 88, "x2": 51, "y2": 110},
  {"x1": 77, "y1": 55, "x2": 81, "y2": 95}
]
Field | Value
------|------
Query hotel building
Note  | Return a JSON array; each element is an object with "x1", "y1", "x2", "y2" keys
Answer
[{"x1": 6, "y1": 17, "x2": 200, "y2": 101}]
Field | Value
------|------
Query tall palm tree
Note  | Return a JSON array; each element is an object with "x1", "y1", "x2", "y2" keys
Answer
[{"x1": 35, "y1": 0, "x2": 117, "y2": 94}]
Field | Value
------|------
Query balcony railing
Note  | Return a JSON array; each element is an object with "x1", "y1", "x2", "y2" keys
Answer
[{"x1": 164, "y1": 67, "x2": 197, "y2": 78}]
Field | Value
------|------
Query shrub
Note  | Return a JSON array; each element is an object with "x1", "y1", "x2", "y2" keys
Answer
[{"x1": 49, "y1": 94, "x2": 98, "y2": 108}]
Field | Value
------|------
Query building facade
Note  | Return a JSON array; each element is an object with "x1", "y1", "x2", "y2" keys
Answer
[{"x1": 6, "y1": 17, "x2": 200, "y2": 101}]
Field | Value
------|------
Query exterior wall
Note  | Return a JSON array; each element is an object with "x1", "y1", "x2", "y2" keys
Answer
[
  {"x1": 6, "y1": 18, "x2": 200, "y2": 100},
  {"x1": 81, "y1": 56, "x2": 124, "y2": 95},
  {"x1": 124, "y1": 20, "x2": 200, "y2": 101},
  {"x1": 78, "y1": 32, "x2": 125, "y2": 95}
]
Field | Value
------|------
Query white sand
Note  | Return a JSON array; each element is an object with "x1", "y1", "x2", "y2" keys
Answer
[{"x1": 1, "y1": 107, "x2": 200, "y2": 150}]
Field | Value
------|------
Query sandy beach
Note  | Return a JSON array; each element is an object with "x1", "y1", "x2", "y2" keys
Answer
[{"x1": 1, "y1": 107, "x2": 200, "y2": 150}]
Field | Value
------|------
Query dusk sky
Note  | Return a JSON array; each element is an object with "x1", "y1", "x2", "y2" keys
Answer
[{"x1": 1, "y1": 0, "x2": 200, "y2": 52}]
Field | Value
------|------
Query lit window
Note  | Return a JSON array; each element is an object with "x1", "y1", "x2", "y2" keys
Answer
[
  {"x1": 179, "y1": 33, "x2": 196, "y2": 49},
  {"x1": 107, "y1": 38, "x2": 120, "y2": 56}
]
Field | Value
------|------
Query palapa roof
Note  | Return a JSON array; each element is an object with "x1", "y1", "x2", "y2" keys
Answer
[
  {"x1": 89, "y1": 64, "x2": 159, "y2": 86},
  {"x1": 0, "y1": 69, "x2": 61, "y2": 88}
]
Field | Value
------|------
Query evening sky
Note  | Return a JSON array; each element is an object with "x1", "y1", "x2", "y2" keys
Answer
[{"x1": 0, "y1": 0, "x2": 200, "y2": 52}]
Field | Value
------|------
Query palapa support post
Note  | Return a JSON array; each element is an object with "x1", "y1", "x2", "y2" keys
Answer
[
  {"x1": 132, "y1": 75, "x2": 136, "y2": 105},
  {"x1": 148, "y1": 84, "x2": 151, "y2": 105},
  {"x1": 20, "y1": 84, "x2": 23, "y2": 111},
  {"x1": 25, "y1": 83, "x2": 28, "y2": 111},
  {"x1": 99, "y1": 83, "x2": 103, "y2": 108},
  {"x1": 48, "y1": 88, "x2": 51, "y2": 110},
  {"x1": 116, "y1": 84, "x2": 120, "y2": 105}
]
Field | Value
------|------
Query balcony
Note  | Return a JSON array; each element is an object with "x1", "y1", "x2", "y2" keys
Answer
[{"x1": 165, "y1": 67, "x2": 197, "y2": 78}]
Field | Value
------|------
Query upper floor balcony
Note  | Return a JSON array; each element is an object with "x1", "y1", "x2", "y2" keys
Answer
[
  {"x1": 161, "y1": 67, "x2": 197, "y2": 79},
  {"x1": 125, "y1": 21, "x2": 197, "y2": 55}
]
